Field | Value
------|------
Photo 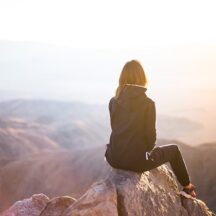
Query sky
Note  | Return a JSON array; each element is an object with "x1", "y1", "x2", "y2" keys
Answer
[
  {"x1": 0, "y1": 0, "x2": 216, "y2": 48},
  {"x1": 0, "y1": 0, "x2": 216, "y2": 106}
]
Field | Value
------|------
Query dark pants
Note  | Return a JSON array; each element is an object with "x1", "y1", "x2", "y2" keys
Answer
[{"x1": 140, "y1": 144, "x2": 190, "y2": 187}]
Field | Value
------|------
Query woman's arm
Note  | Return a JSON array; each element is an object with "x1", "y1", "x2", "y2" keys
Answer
[
  {"x1": 146, "y1": 100, "x2": 157, "y2": 151},
  {"x1": 109, "y1": 98, "x2": 114, "y2": 119}
]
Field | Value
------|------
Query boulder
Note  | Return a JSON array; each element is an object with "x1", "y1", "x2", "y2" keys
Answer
[{"x1": 2, "y1": 194, "x2": 49, "y2": 216}]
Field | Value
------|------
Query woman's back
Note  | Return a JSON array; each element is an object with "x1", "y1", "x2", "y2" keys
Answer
[{"x1": 105, "y1": 84, "x2": 156, "y2": 169}]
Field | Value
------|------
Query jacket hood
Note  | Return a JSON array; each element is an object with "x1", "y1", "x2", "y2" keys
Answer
[
  {"x1": 110, "y1": 84, "x2": 148, "y2": 113},
  {"x1": 120, "y1": 84, "x2": 147, "y2": 99}
]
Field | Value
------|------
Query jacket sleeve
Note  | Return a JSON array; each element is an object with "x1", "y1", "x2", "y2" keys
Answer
[
  {"x1": 109, "y1": 98, "x2": 113, "y2": 119},
  {"x1": 146, "y1": 101, "x2": 157, "y2": 151}
]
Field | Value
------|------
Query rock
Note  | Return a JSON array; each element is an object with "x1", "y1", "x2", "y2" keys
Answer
[
  {"x1": 181, "y1": 198, "x2": 215, "y2": 216},
  {"x1": 39, "y1": 196, "x2": 76, "y2": 216},
  {"x1": 1, "y1": 165, "x2": 215, "y2": 216},
  {"x1": 2, "y1": 194, "x2": 49, "y2": 216},
  {"x1": 63, "y1": 165, "x2": 215, "y2": 216},
  {"x1": 62, "y1": 179, "x2": 118, "y2": 216}
]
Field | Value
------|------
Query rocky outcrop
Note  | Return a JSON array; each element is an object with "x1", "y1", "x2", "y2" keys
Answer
[
  {"x1": 63, "y1": 165, "x2": 214, "y2": 216},
  {"x1": 2, "y1": 165, "x2": 215, "y2": 216}
]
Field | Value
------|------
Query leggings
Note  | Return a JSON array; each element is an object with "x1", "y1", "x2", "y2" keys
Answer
[{"x1": 140, "y1": 144, "x2": 190, "y2": 187}]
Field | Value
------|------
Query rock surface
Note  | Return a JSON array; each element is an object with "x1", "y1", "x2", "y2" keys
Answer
[
  {"x1": 40, "y1": 196, "x2": 76, "y2": 216},
  {"x1": 2, "y1": 194, "x2": 50, "y2": 216},
  {"x1": 1, "y1": 165, "x2": 215, "y2": 216}
]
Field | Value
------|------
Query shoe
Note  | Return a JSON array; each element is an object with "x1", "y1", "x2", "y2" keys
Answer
[{"x1": 179, "y1": 184, "x2": 196, "y2": 199}]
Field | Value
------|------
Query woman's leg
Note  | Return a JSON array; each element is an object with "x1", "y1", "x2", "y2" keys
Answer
[{"x1": 142, "y1": 144, "x2": 191, "y2": 187}]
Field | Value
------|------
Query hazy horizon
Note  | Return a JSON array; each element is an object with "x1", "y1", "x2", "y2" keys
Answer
[
  {"x1": 1, "y1": 41, "x2": 216, "y2": 105},
  {"x1": 0, "y1": 1, "x2": 216, "y2": 145}
]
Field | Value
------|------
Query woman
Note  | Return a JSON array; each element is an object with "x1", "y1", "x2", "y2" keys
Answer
[{"x1": 105, "y1": 60, "x2": 196, "y2": 199}]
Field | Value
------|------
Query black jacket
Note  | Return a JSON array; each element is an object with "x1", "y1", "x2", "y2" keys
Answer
[{"x1": 105, "y1": 84, "x2": 157, "y2": 169}]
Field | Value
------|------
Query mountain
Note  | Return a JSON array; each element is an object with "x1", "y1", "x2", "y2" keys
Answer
[
  {"x1": 0, "y1": 117, "x2": 60, "y2": 158},
  {"x1": 0, "y1": 99, "x2": 204, "y2": 150},
  {"x1": 0, "y1": 99, "x2": 110, "y2": 150}
]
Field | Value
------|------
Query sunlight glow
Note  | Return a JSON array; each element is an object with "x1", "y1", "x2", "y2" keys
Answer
[{"x1": 0, "y1": 0, "x2": 216, "y2": 48}]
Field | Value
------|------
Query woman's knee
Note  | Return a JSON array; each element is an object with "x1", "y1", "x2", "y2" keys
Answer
[
  {"x1": 161, "y1": 144, "x2": 180, "y2": 157},
  {"x1": 168, "y1": 144, "x2": 182, "y2": 159},
  {"x1": 169, "y1": 144, "x2": 180, "y2": 153},
  {"x1": 161, "y1": 143, "x2": 179, "y2": 151},
  {"x1": 152, "y1": 144, "x2": 181, "y2": 162},
  {"x1": 172, "y1": 144, "x2": 179, "y2": 150}
]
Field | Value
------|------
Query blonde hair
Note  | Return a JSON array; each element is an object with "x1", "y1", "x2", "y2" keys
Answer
[{"x1": 115, "y1": 60, "x2": 148, "y2": 98}]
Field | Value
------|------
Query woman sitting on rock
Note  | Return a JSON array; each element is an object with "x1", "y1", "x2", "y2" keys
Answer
[{"x1": 105, "y1": 60, "x2": 196, "y2": 199}]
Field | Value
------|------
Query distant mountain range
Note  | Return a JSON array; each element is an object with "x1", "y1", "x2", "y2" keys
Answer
[
  {"x1": 0, "y1": 99, "x2": 204, "y2": 150},
  {"x1": 0, "y1": 99, "x2": 110, "y2": 151}
]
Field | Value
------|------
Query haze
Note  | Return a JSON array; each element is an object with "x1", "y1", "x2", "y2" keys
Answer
[{"x1": 0, "y1": 0, "x2": 216, "y2": 143}]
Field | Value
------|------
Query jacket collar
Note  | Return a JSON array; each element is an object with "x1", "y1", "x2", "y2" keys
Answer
[{"x1": 120, "y1": 84, "x2": 147, "y2": 99}]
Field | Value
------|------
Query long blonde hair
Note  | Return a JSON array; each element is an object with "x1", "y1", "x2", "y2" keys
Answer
[{"x1": 115, "y1": 60, "x2": 148, "y2": 98}]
